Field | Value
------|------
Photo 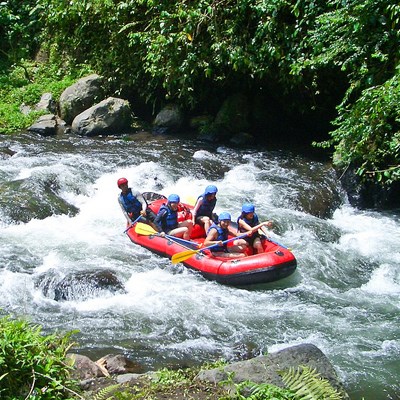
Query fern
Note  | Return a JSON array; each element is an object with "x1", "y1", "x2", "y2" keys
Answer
[
  {"x1": 280, "y1": 365, "x2": 343, "y2": 400},
  {"x1": 91, "y1": 384, "x2": 121, "y2": 400}
]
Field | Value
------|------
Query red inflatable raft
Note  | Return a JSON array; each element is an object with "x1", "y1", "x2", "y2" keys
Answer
[{"x1": 124, "y1": 193, "x2": 297, "y2": 286}]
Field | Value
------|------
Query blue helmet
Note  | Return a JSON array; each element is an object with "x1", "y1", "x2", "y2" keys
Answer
[
  {"x1": 204, "y1": 185, "x2": 218, "y2": 195},
  {"x1": 168, "y1": 194, "x2": 180, "y2": 203},
  {"x1": 242, "y1": 203, "x2": 255, "y2": 213},
  {"x1": 218, "y1": 212, "x2": 231, "y2": 222}
]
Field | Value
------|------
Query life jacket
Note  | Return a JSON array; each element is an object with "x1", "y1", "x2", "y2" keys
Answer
[
  {"x1": 237, "y1": 213, "x2": 260, "y2": 232},
  {"x1": 207, "y1": 223, "x2": 228, "y2": 252},
  {"x1": 158, "y1": 204, "x2": 178, "y2": 232},
  {"x1": 119, "y1": 189, "x2": 142, "y2": 218},
  {"x1": 196, "y1": 193, "x2": 217, "y2": 218}
]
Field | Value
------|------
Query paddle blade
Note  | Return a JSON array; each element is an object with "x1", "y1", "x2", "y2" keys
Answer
[
  {"x1": 135, "y1": 222, "x2": 157, "y2": 236},
  {"x1": 171, "y1": 249, "x2": 199, "y2": 264}
]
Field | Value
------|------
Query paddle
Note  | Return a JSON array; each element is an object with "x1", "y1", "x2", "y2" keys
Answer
[
  {"x1": 124, "y1": 215, "x2": 142, "y2": 233},
  {"x1": 134, "y1": 222, "x2": 199, "y2": 248},
  {"x1": 259, "y1": 226, "x2": 290, "y2": 250},
  {"x1": 171, "y1": 233, "x2": 249, "y2": 264}
]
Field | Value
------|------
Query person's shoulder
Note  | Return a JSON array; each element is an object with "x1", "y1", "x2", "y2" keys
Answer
[
  {"x1": 157, "y1": 207, "x2": 167, "y2": 215},
  {"x1": 131, "y1": 189, "x2": 141, "y2": 197}
]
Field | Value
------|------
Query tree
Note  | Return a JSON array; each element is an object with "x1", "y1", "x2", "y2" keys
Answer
[{"x1": 295, "y1": 0, "x2": 400, "y2": 184}]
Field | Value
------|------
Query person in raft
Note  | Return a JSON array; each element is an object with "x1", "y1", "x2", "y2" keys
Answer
[
  {"x1": 117, "y1": 177, "x2": 156, "y2": 227},
  {"x1": 237, "y1": 203, "x2": 273, "y2": 254},
  {"x1": 203, "y1": 212, "x2": 248, "y2": 258},
  {"x1": 192, "y1": 184, "x2": 218, "y2": 232},
  {"x1": 154, "y1": 194, "x2": 193, "y2": 240}
]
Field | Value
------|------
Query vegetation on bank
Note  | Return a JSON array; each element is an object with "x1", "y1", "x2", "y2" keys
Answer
[
  {"x1": 1, "y1": 0, "x2": 399, "y2": 185},
  {"x1": 0, "y1": 315, "x2": 78, "y2": 400},
  {"x1": 0, "y1": 61, "x2": 93, "y2": 134},
  {"x1": 0, "y1": 315, "x2": 346, "y2": 400}
]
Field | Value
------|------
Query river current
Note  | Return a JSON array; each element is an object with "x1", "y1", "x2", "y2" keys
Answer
[{"x1": 0, "y1": 132, "x2": 399, "y2": 399}]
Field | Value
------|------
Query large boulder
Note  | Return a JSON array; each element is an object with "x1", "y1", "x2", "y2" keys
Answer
[
  {"x1": 71, "y1": 97, "x2": 133, "y2": 136},
  {"x1": 59, "y1": 74, "x2": 104, "y2": 124},
  {"x1": 0, "y1": 177, "x2": 79, "y2": 223},
  {"x1": 37, "y1": 269, "x2": 126, "y2": 301},
  {"x1": 196, "y1": 343, "x2": 349, "y2": 398},
  {"x1": 152, "y1": 104, "x2": 184, "y2": 134},
  {"x1": 198, "y1": 93, "x2": 250, "y2": 142}
]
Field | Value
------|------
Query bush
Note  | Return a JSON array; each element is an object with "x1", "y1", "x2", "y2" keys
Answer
[{"x1": 0, "y1": 315, "x2": 78, "y2": 400}]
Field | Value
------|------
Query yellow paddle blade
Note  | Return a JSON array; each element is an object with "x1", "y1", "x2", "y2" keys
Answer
[
  {"x1": 171, "y1": 248, "x2": 200, "y2": 264},
  {"x1": 135, "y1": 222, "x2": 157, "y2": 236},
  {"x1": 183, "y1": 195, "x2": 196, "y2": 206}
]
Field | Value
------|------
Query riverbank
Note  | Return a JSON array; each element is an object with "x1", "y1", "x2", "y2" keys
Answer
[{"x1": 70, "y1": 343, "x2": 349, "y2": 399}]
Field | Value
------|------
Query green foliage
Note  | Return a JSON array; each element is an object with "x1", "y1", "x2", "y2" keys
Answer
[
  {"x1": 234, "y1": 380, "x2": 295, "y2": 400},
  {"x1": 2, "y1": 0, "x2": 400, "y2": 185},
  {"x1": 0, "y1": 315, "x2": 78, "y2": 400},
  {"x1": 323, "y1": 71, "x2": 400, "y2": 185},
  {"x1": 0, "y1": 0, "x2": 43, "y2": 64},
  {"x1": 91, "y1": 384, "x2": 121, "y2": 400},
  {"x1": 296, "y1": 0, "x2": 400, "y2": 185},
  {"x1": 0, "y1": 60, "x2": 93, "y2": 134},
  {"x1": 280, "y1": 365, "x2": 343, "y2": 400},
  {"x1": 35, "y1": 0, "x2": 326, "y2": 110}
]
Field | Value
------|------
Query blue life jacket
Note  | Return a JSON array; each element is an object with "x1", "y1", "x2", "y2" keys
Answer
[
  {"x1": 119, "y1": 189, "x2": 142, "y2": 219},
  {"x1": 207, "y1": 223, "x2": 228, "y2": 252},
  {"x1": 156, "y1": 204, "x2": 178, "y2": 232},
  {"x1": 237, "y1": 213, "x2": 260, "y2": 232},
  {"x1": 196, "y1": 193, "x2": 217, "y2": 218}
]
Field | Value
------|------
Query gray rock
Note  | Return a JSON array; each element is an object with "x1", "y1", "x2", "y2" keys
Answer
[
  {"x1": 230, "y1": 131, "x2": 256, "y2": 146},
  {"x1": 35, "y1": 92, "x2": 57, "y2": 113},
  {"x1": 196, "y1": 343, "x2": 349, "y2": 399},
  {"x1": 116, "y1": 373, "x2": 143, "y2": 384},
  {"x1": 153, "y1": 104, "x2": 184, "y2": 134},
  {"x1": 0, "y1": 177, "x2": 79, "y2": 223},
  {"x1": 28, "y1": 115, "x2": 57, "y2": 136},
  {"x1": 96, "y1": 354, "x2": 144, "y2": 375},
  {"x1": 67, "y1": 354, "x2": 106, "y2": 381},
  {"x1": 59, "y1": 74, "x2": 104, "y2": 124},
  {"x1": 71, "y1": 97, "x2": 133, "y2": 136},
  {"x1": 37, "y1": 269, "x2": 125, "y2": 301}
]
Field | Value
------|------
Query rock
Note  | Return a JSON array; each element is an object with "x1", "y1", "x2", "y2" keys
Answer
[
  {"x1": 153, "y1": 104, "x2": 184, "y2": 134},
  {"x1": 35, "y1": 93, "x2": 57, "y2": 113},
  {"x1": 115, "y1": 373, "x2": 144, "y2": 384},
  {"x1": 96, "y1": 354, "x2": 144, "y2": 375},
  {"x1": 20, "y1": 103, "x2": 32, "y2": 115},
  {"x1": 37, "y1": 269, "x2": 125, "y2": 301},
  {"x1": 67, "y1": 354, "x2": 106, "y2": 380},
  {"x1": 59, "y1": 74, "x2": 104, "y2": 124},
  {"x1": 230, "y1": 132, "x2": 256, "y2": 146},
  {"x1": 214, "y1": 93, "x2": 250, "y2": 137},
  {"x1": 28, "y1": 115, "x2": 57, "y2": 136},
  {"x1": 339, "y1": 164, "x2": 400, "y2": 209},
  {"x1": 0, "y1": 177, "x2": 79, "y2": 223},
  {"x1": 0, "y1": 147, "x2": 16, "y2": 159},
  {"x1": 71, "y1": 97, "x2": 133, "y2": 136},
  {"x1": 196, "y1": 343, "x2": 349, "y2": 399},
  {"x1": 27, "y1": 114, "x2": 69, "y2": 136}
]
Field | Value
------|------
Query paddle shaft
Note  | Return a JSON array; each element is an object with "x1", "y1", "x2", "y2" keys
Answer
[
  {"x1": 124, "y1": 215, "x2": 142, "y2": 233},
  {"x1": 259, "y1": 226, "x2": 289, "y2": 249},
  {"x1": 171, "y1": 232, "x2": 249, "y2": 264},
  {"x1": 134, "y1": 222, "x2": 197, "y2": 247}
]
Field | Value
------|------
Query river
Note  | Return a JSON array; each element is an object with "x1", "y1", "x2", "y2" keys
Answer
[{"x1": 0, "y1": 132, "x2": 399, "y2": 399}]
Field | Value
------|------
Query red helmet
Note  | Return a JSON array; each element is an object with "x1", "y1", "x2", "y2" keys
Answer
[{"x1": 117, "y1": 177, "x2": 128, "y2": 187}]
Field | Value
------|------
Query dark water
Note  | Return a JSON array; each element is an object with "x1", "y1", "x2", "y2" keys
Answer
[{"x1": 0, "y1": 132, "x2": 399, "y2": 399}]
